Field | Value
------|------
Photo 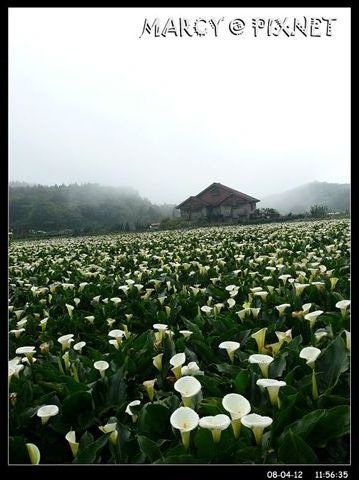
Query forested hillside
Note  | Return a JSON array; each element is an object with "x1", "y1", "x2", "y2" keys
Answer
[{"x1": 9, "y1": 183, "x2": 175, "y2": 234}]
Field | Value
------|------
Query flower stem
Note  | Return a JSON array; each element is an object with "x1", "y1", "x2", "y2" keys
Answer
[
  {"x1": 312, "y1": 369, "x2": 319, "y2": 400},
  {"x1": 181, "y1": 431, "x2": 191, "y2": 450},
  {"x1": 231, "y1": 418, "x2": 241, "y2": 439}
]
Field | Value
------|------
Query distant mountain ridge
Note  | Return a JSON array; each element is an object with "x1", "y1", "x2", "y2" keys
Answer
[{"x1": 260, "y1": 181, "x2": 350, "y2": 214}]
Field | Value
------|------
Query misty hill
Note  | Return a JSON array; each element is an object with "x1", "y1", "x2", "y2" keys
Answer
[
  {"x1": 260, "y1": 181, "x2": 350, "y2": 214},
  {"x1": 9, "y1": 183, "x2": 176, "y2": 234}
]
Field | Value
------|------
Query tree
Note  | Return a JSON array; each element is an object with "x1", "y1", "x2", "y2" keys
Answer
[{"x1": 310, "y1": 204, "x2": 329, "y2": 218}]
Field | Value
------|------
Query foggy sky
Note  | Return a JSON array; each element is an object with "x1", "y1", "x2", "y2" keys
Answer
[{"x1": 9, "y1": 8, "x2": 350, "y2": 204}]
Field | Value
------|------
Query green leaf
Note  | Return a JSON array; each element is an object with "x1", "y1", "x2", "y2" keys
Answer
[
  {"x1": 79, "y1": 431, "x2": 94, "y2": 452},
  {"x1": 107, "y1": 370, "x2": 127, "y2": 405},
  {"x1": 163, "y1": 454, "x2": 198, "y2": 464},
  {"x1": 137, "y1": 435, "x2": 163, "y2": 462},
  {"x1": 194, "y1": 428, "x2": 216, "y2": 460},
  {"x1": 278, "y1": 429, "x2": 318, "y2": 463},
  {"x1": 181, "y1": 318, "x2": 204, "y2": 338},
  {"x1": 234, "y1": 369, "x2": 250, "y2": 394},
  {"x1": 9, "y1": 436, "x2": 29, "y2": 464},
  {"x1": 138, "y1": 404, "x2": 171, "y2": 438},
  {"x1": 62, "y1": 391, "x2": 94, "y2": 426},
  {"x1": 281, "y1": 405, "x2": 350, "y2": 448},
  {"x1": 269, "y1": 352, "x2": 288, "y2": 378},
  {"x1": 316, "y1": 335, "x2": 349, "y2": 389},
  {"x1": 198, "y1": 397, "x2": 223, "y2": 416},
  {"x1": 73, "y1": 434, "x2": 108, "y2": 464}
]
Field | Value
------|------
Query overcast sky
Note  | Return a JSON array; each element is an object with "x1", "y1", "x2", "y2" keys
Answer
[{"x1": 9, "y1": 7, "x2": 350, "y2": 204}]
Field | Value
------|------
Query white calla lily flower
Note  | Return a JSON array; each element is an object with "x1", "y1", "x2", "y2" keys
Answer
[
  {"x1": 294, "y1": 283, "x2": 309, "y2": 296},
  {"x1": 37, "y1": 404, "x2": 59, "y2": 425},
  {"x1": 299, "y1": 346, "x2": 321, "y2": 368},
  {"x1": 108, "y1": 329, "x2": 125, "y2": 346},
  {"x1": 65, "y1": 430, "x2": 79, "y2": 457},
  {"x1": 335, "y1": 300, "x2": 350, "y2": 316},
  {"x1": 275, "y1": 304, "x2": 291, "y2": 316},
  {"x1": 179, "y1": 330, "x2": 193, "y2": 338},
  {"x1": 110, "y1": 297, "x2": 122, "y2": 305},
  {"x1": 299, "y1": 346, "x2": 321, "y2": 400},
  {"x1": 218, "y1": 341, "x2": 240, "y2": 363},
  {"x1": 125, "y1": 400, "x2": 141, "y2": 422},
  {"x1": 241, "y1": 413, "x2": 273, "y2": 445},
  {"x1": 170, "y1": 353, "x2": 186, "y2": 379},
  {"x1": 201, "y1": 305, "x2": 213, "y2": 315},
  {"x1": 73, "y1": 341, "x2": 86, "y2": 353},
  {"x1": 227, "y1": 298, "x2": 236, "y2": 309},
  {"x1": 304, "y1": 310, "x2": 324, "y2": 329},
  {"x1": 174, "y1": 376, "x2": 202, "y2": 407},
  {"x1": 181, "y1": 362, "x2": 203, "y2": 376},
  {"x1": 199, "y1": 414, "x2": 231, "y2": 443},
  {"x1": 275, "y1": 329, "x2": 292, "y2": 344},
  {"x1": 222, "y1": 393, "x2": 251, "y2": 438},
  {"x1": 256, "y1": 378, "x2": 286, "y2": 407},
  {"x1": 170, "y1": 406, "x2": 199, "y2": 450},
  {"x1": 99, "y1": 422, "x2": 118, "y2": 445},
  {"x1": 57, "y1": 334, "x2": 74, "y2": 351},
  {"x1": 65, "y1": 304, "x2": 74, "y2": 317},
  {"x1": 314, "y1": 328, "x2": 328, "y2": 343},
  {"x1": 94, "y1": 360, "x2": 109, "y2": 377},
  {"x1": 10, "y1": 328, "x2": 26, "y2": 338},
  {"x1": 248, "y1": 354, "x2": 274, "y2": 378},
  {"x1": 15, "y1": 346, "x2": 36, "y2": 363}
]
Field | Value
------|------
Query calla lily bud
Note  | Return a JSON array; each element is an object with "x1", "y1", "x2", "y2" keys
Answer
[
  {"x1": 26, "y1": 443, "x2": 40, "y2": 464},
  {"x1": 99, "y1": 423, "x2": 118, "y2": 445},
  {"x1": 251, "y1": 328, "x2": 267, "y2": 353},
  {"x1": 65, "y1": 430, "x2": 79, "y2": 457},
  {"x1": 152, "y1": 353, "x2": 163, "y2": 371},
  {"x1": 344, "y1": 330, "x2": 351, "y2": 350},
  {"x1": 143, "y1": 379, "x2": 157, "y2": 401}
]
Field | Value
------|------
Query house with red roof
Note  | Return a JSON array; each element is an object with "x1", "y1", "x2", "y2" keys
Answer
[{"x1": 175, "y1": 183, "x2": 260, "y2": 221}]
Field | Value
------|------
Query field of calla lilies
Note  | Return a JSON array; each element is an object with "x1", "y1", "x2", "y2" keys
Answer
[{"x1": 9, "y1": 219, "x2": 350, "y2": 464}]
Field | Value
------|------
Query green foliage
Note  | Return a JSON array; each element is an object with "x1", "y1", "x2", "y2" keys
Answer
[
  {"x1": 8, "y1": 219, "x2": 350, "y2": 464},
  {"x1": 9, "y1": 183, "x2": 175, "y2": 235}
]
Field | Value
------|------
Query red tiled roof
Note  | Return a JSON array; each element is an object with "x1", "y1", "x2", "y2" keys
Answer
[{"x1": 176, "y1": 183, "x2": 259, "y2": 209}]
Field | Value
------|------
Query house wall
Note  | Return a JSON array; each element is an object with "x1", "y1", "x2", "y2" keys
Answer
[{"x1": 180, "y1": 202, "x2": 257, "y2": 220}]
